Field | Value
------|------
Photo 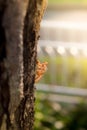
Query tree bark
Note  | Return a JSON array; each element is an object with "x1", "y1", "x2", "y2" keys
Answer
[{"x1": 0, "y1": 0, "x2": 47, "y2": 130}]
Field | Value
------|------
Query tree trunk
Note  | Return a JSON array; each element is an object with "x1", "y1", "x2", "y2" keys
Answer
[{"x1": 0, "y1": 0, "x2": 47, "y2": 130}]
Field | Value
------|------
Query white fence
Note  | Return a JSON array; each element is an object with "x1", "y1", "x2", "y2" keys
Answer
[
  {"x1": 36, "y1": 20, "x2": 87, "y2": 103},
  {"x1": 36, "y1": 84, "x2": 87, "y2": 104},
  {"x1": 37, "y1": 40, "x2": 87, "y2": 103},
  {"x1": 38, "y1": 40, "x2": 87, "y2": 86}
]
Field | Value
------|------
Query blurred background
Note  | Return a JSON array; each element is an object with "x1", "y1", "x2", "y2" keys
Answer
[{"x1": 35, "y1": 0, "x2": 87, "y2": 130}]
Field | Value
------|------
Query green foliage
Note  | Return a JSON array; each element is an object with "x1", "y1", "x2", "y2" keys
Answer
[
  {"x1": 35, "y1": 93, "x2": 87, "y2": 130},
  {"x1": 35, "y1": 93, "x2": 65, "y2": 130},
  {"x1": 62, "y1": 103, "x2": 87, "y2": 130}
]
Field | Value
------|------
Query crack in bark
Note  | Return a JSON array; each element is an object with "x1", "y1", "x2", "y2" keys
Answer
[{"x1": 0, "y1": 2, "x2": 11, "y2": 129}]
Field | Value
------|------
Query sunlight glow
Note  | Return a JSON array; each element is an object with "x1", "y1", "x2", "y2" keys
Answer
[
  {"x1": 45, "y1": 46, "x2": 53, "y2": 54},
  {"x1": 82, "y1": 48, "x2": 87, "y2": 57},
  {"x1": 57, "y1": 46, "x2": 65, "y2": 55},
  {"x1": 70, "y1": 47, "x2": 78, "y2": 56}
]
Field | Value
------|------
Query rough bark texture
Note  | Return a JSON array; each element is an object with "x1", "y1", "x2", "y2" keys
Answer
[{"x1": 0, "y1": 0, "x2": 47, "y2": 130}]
